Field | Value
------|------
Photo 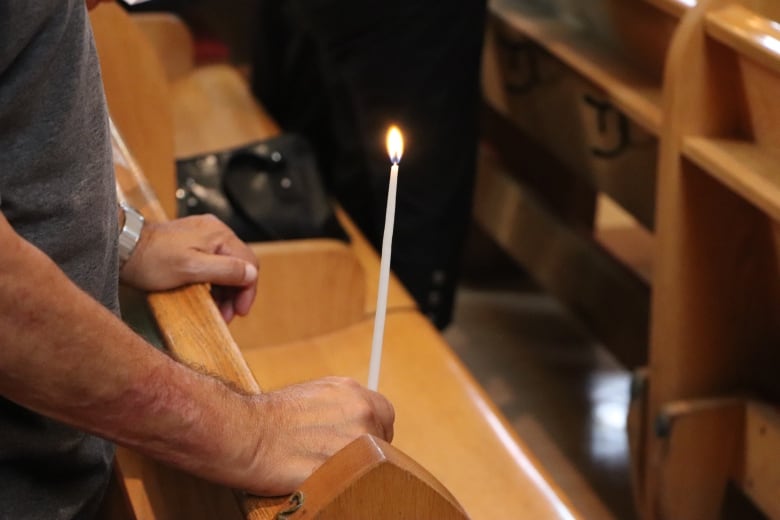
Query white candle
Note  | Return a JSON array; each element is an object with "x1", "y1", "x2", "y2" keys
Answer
[{"x1": 368, "y1": 126, "x2": 404, "y2": 391}]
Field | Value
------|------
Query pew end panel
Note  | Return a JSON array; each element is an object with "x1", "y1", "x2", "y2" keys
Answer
[
  {"x1": 645, "y1": 0, "x2": 780, "y2": 517},
  {"x1": 251, "y1": 435, "x2": 469, "y2": 520}
]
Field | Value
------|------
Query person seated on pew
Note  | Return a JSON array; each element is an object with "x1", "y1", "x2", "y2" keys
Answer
[
  {"x1": 252, "y1": 0, "x2": 487, "y2": 329},
  {"x1": 0, "y1": 2, "x2": 394, "y2": 519}
]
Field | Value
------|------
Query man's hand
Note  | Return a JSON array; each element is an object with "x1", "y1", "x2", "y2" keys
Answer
[
  {"x1": 120, "y1": 215, "x2": 258, "y2": 322},
  {"x1": 240, "y1": 377, "x2": 395, "y2": 496}
]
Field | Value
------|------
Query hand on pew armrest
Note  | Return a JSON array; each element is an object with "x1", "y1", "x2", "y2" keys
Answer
[
  {"x1": 113, "y1": 123, "x2": 397, "y2": 501},
  {"x1": 119, "y1": 214, "x2": 259, "y2": 323}
]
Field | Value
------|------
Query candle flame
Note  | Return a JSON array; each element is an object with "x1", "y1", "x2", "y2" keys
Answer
[{"x1": 386, "y1": 126, "x2": 404, "y2": 165}]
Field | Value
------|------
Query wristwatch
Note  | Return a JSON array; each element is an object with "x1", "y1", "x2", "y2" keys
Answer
[{"x1": 118, "y1": 202, "x2": 145, "y2": 267}]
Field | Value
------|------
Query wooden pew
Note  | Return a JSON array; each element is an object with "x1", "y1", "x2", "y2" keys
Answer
[
  {"x1": 640, "y1": 0, "x2": 780, "y2": 518},
  {"x1": 477, "y1": 0, "x2": 690, "y2": 368},
  {"x1": 90, "y1": 4, "x2": 585, "y2": 519}
]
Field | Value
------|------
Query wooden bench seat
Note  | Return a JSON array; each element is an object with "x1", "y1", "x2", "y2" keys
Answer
[
  {"x1": 91, "y1": 4, "x2": 585, "y2": 519},
  {"x1": 237, "y1": 311, "x2": 580, "y2": 519}
]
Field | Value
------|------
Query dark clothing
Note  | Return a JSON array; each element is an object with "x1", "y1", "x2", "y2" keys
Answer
[
  {"x1": 252, "y1": 0, "x2": 487, "y2": 327},
  {"x1": 0, "y1": 1, "x2": 119, "y2": 518}
]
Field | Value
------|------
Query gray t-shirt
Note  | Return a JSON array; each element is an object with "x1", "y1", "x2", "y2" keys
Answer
[{"x1": 0, "y1": 1, "x2": 119, "y2": 518}]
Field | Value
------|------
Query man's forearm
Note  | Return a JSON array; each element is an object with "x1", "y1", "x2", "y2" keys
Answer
[{"x1": 0, "y1": 215, "x2": 256, "y2": 488}]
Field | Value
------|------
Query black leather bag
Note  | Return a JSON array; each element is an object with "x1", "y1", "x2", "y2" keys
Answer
[{"x1": 176, "y1": 134, "x2": 348, "y2": 243}]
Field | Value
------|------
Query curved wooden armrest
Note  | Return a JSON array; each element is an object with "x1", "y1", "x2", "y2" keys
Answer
[{"x1": 251, "y1": 435, "x2": 468, "y2": 520}]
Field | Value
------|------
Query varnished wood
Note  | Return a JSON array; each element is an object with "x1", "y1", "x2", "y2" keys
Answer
[
  {"x1": 228, "y1": 240, "x2": 366, "y2": 348},
  {"x1": 739, "y1": 403, "x2": 780, "y2": 519},
  {"x1": 240, "y1": 312, "x2": 583, "y2": 520},
  {"x1": 654, "y1": 398, "x2": 745, "y2": 519},
  {"x1": 170, "y1": 65, "x2": 279, "y2": 158},
  {"x1": 474, "y1": 147, "x2": 649, "y2": 368},
  {"x1": 132, "y1": 13, "x2": 195, "y2": 82},
  {"x1": 683, "y1": 138, "x2": 780, "y2": 222},
  {"x1": 489, "y1": 0, "x2": 666, "y2": 134},
  {"x1": 334, "y1": 206, "x2": 417, "y2": 315},
  {"x1": 706, "y1": 4, "x2": 780, "y2": 77},
  {"x1": 644, "y1": 0, "x2": 780, "y2": 517},
  {"x1": 90, "y1": 4, "x2": 177, "y2": 219},
  {"x1": 258, "y1": 435, "x2": 468, "y2": 520},
  {"x1": 112, "y1": 446, "x2": 245, "y2": 520}
]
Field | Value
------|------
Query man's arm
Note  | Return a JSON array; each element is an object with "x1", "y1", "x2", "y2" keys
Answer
[{"x1": 0, "y1": 212, "x2": 393, "y2": 496}]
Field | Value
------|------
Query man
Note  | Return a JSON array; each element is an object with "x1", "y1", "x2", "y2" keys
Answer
[{"x1": 0, "y1": 1, "x2": 394, "y2": 518}]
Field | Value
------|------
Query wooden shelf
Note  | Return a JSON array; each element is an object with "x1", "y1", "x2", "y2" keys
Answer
[
  {"x1": 490, "y1": 0, "x2": 664, "y2": 134},
  {"x1": 683, "y1": 137, "x2": 780, "y2": 223},
  {"x1": 706, "y1": 4, "x2": 780, "y2": 77}
]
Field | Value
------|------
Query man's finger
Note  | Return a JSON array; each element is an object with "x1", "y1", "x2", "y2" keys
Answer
[{"x1": 190, "y1": 253, "x2": 257, "y2": 287}]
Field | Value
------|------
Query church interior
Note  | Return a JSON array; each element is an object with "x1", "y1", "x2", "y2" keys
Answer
[{"x1": 85, "y1": 0, "x2": 780, "y2": 518}]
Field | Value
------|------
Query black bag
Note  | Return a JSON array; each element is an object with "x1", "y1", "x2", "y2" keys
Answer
[{"x1": 176, "y1": 134, "x2": 348, "y2": 243}]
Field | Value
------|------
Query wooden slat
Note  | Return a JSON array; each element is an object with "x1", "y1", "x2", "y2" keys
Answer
[
  {"x1": 239, "y1": 311, "x2": 583, "y2": 520},
  {"x1": 706, "y1": 4, "x2": 780, "y2": 77},
  {"x1": 683, "y1": 138, "x2": 780, "y2": 223},
  {"x1": 489, "y1": 0, "x2": 664, "y2": 134},
  {"x1": 474, "y1": 148, "x2": 649, "y2": 368}
]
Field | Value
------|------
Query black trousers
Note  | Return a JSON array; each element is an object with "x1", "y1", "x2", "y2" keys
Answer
[{"x1": 252, "y1": 0, "x2": 487, "y2": 328}]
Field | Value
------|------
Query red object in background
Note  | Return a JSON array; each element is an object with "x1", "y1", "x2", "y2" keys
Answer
[{"x1": 193, "y1": 34, "x2": 230, "y2": 64}]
